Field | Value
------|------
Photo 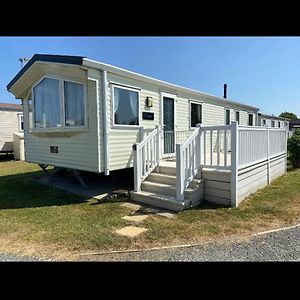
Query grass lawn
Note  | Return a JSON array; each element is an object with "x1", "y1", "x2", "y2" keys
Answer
[{"x1": 0, "y1": 159, "x2": 299, "y2": 260}]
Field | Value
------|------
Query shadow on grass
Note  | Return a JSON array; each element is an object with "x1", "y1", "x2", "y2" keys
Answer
[
  {"x1": 0, "y1": 170, "x2": 90, "y2": 210},
  {"x1": 0, "y1": 153, "x2": 14, "y2": 162},
  {"x1": 0, "y1": 166, "x2": 135, "y2": 210},
  {"x1": 190, "y1": 200, "x2": 228, "y2": 211}
]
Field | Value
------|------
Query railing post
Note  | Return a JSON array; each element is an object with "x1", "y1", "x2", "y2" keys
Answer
[
  {"x1": 230, "y1": 121, "x2": 238, "y2": 207},
  {"x1": 133, "y1": 143, "x2": 141, "y2": 192},
  {"x1": 176, "y1": 144, "x2": 185, "y2": 201},
  {"x1": 267, "y1": 126, "x2": 270, "y2": 184},
  {"x1": 285, "y1": 128, "x2": 288, "y2": 174},
  {"x1": 156, "y1": 125, "x2": 161, "y2": 166},
  {"x1": 196, "y1": 124, "x2": 201, "y2": 170}
]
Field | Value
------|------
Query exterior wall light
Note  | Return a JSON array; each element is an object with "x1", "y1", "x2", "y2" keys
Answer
[{"x1": 146, "y1": 96, "x2": 153, "y2": 107}]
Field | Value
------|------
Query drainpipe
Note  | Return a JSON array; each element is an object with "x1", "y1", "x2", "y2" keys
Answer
[{"x1": 102, "y1": 70, "x2": 110, "y2": 175}]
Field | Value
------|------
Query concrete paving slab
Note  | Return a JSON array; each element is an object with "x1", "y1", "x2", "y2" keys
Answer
[
  {"x1": 122, "y1": 215, "x2": 149, "y2": 223},
  {"x1": 121, "y1": 203, "x2": 142, "y2": 211},
  {"x1": 157, "y1": 212, "x2": 175, "y2": 218},
  {"x1": 115, "y1": 226, "x2": 148, "y2": 238}
]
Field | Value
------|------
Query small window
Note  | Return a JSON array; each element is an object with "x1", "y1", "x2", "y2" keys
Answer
[
  {"x1": 235, "y1": 111, "x2": 240, "y2": 124},
  {"x1": 278, "y1": 121, "x2": 281, "y2": 128},
  {"x1": 33, "y1": 78, "x2": 61, "y2": 128},
  {"x1": 190, "y1": 102, "x2": 202, "y2": 127},
  {"x1": 271, "y1": 120, "x2": 275, "y2": 127},
  {"x1": 64, "y1": 81, "x2": 85, "y2": 126},
  {"x1": 248, "y1": 113, "x2": 253, "y2": 126},
  {"x1": 113, "y1": 86, "x2": 139, "y2": 126},
  {"x1": 18, "y1": 114, "x2": 24, "y2": 131},
  {"x1": 263, "y1": 119, "x2": 266, "y2": 126},
  {"x1": 225, "y1": 109, "x2": 230, "y2": 125}
]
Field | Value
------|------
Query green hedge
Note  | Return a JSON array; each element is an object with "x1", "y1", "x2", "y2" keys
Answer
[{"x1": 287, "y1": 129, "x2": 300, "y2": 168}]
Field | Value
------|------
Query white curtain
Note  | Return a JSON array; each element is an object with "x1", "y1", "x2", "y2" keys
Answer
[
  {"x1": 114, "y1": 87, "x2": 120, "y2": 113},
  {"x1": 33, "y1": 78, "x2": 60, "y2": 128},
  {"x1": 64, "y1": 81, "x2": 84, "y2": 126},
  {"x1": 129, "y1": 90, "x2": 138, "y2": 119}
]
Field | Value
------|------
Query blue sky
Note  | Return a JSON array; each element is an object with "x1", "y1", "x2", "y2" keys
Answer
[{"x1": 1, "y1": 36, "x2": 299, "y2": 117}]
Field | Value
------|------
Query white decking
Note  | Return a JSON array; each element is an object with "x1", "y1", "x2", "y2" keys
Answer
[{"x1": 132, "y1": 124, "x2": 288, "y2": 212}]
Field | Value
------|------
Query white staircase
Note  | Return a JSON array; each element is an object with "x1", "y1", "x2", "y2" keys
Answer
[{"x1": 131, "y1": 161, "x2": 204, "y2": 212}]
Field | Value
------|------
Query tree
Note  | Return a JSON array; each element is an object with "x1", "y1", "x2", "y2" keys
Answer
[
  {"x1": 287, "y1": 129, "x2": 300, "y2": 168},
  {"x1": 279, "y1": 112, "x2": 298, "y2": 120}
]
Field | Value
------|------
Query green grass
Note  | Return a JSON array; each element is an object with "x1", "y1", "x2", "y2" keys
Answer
[{"x1": 0, "y1": 160, "x2": 299, "y2": 259}]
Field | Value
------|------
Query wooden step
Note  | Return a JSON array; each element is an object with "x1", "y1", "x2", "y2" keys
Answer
[
  {"x1": 142, "y1": 180, "x2": 204, "y2": 200},
  {"x1": 130, "y1": 191, "x2": 187, "y2": 212},
  {"x1": 154, "y1": 165, "x2": 176, "y2": 176},
  {"x1": 142, "y1": 181, "x2": 177, "y2": 197},
  {"x1": 147, "y1": 173, "x2": 177, "y2": 185},
  {"x1": 146, "y1": 173, "x2": 202, "y2": 189}
]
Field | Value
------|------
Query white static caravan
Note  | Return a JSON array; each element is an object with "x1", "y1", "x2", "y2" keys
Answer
[
  {"x1": 259, "y1": 113, "x2": 289, "y2": 129},
  {"x1": 0, "y1": 103, "x2": 23, "y2": 154},
  {"x1": 7, "y1": 54, "x2": 287, "y2": 211}
]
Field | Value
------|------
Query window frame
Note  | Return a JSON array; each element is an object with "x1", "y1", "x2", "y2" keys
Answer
[
  {"x1": 31, "y1": 75, "x2": 87, "y2": 132},
  {"x1": 271, "y1": 120, "x2": 275, "y2": 127},
  {"x1": 248, "y1": 113, "x2": 253, "y2": 126},
  {"x1": 18, "y1": 113, "x2": 24, "y2": 132},
  {"x1": 262, "y1": 119, "x2": 266, "y2": 126},
  {"x1": 278, "y1": 121, "x2": 281, "y2": 128},
  {"x1": 235, "y1": 110, "x2": 240, "y2": 124},
  {"x1": 111, "y1": 83, "x2": 141, "y2": 129},
  {"x1": 189, "y1": 100, "x2": 203, "y2": 129},
  {"x1": 225, "y1": 108, "x2": 231, "y2": 125}
]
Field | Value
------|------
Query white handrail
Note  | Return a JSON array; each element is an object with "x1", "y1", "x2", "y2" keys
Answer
[
  {"x1": 133, "y1": 126, "x2": 161, "y2": 192},
  {"x1": 176, "y1": 127, "x2": 200, "y2": 201}
]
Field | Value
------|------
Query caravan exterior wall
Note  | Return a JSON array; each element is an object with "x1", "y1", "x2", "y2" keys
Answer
[
  {"x1": 106, "y1": 72, "x2": 257, "y2": 172},
  {"x1": 22, "y1": 65, "x2": 101, "y2": 172}
]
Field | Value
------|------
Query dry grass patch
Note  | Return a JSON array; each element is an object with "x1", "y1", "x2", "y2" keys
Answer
[{"x1": 0, "y1": 160, "x2": 299, "y2": 259}]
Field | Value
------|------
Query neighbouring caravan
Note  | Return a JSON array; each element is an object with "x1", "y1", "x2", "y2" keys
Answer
[
  {"x1": 0, "y1": 103, "x2": 23, "y2": 154},
  {"x1": 7, "y1": 54, "x2": 288, "y2": 211},
  {"x1": 259, "y1": 113, "x2": 289, "y2": 129}
]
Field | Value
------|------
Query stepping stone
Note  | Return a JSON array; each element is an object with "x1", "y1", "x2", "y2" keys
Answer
[
  {"x1": 121, "y1": 202, "x2": 141, "y2": 211},
  {"x1": 157, "y1": 212, "x2": 175, "y2": 218},
  {"x1": 115, "y1": 226, "x2": 148, "y2": 238},
  {"x1": 122, "y1": 215, "x2": 149, "y2": 223}
]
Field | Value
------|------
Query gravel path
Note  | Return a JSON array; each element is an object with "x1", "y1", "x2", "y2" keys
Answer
[
  {"x1": 79, "y1": 225, "x2": 300, "y2": 261},
  {"x1": 0, "y1": 253, "x2": 41, "y2": 262}
]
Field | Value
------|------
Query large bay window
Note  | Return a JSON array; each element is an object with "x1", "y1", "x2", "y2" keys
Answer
[
  {"x1": 113, "y1": 86, "x2": 139, "y2": 126},
  {"x1": 33, "y1": 76, "x2": 85, "y2": 129}
]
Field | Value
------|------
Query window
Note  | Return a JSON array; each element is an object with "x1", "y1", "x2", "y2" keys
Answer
[
  {"x1": 64, "y1": 81, "x2": 85, "y2": 126},
  {"x1": 271, "y1": 120, "x2": 275, "y2": 127},
  {"x1": 113, "y1": 86, "x2": 139, "y2": 126},
  {"x1": 248, "y1": 113, "x2": 253, "y2": 126},
  {"x1": 235, "y1": 111, "x2": 240, "y2": 124},
  {"x1": 18, "y1": 114, "x2": 24, "y2": 131},
  {"x1": 278, "y1": 121, "x2": 281, "y2": 128},
  {"x1": 190, "y1": 102, "x2": 202, "y2": 127},
  {"x1": 34, "y1": 78, "x2": 61, "y2": 128},
  {"x1": 225, "y1": 109, "x2": 230, "y2": 125},
  {"x1": 33, "y1": 77, "x2": 85, "y2": 129},
  {"x1": 263, "y1": 119, "x2": 266, "y2": 126}
]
